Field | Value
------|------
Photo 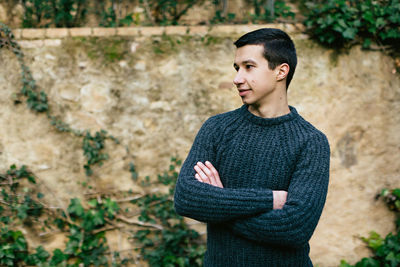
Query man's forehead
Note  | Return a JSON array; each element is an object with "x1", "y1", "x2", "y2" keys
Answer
[{"x1": 234, "y1": 44, "x2": 265, "y2": 64}]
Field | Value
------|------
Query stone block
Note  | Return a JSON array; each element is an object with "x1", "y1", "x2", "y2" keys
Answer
[
  {"x1": 46, "y1": 28, "x2": 68, "y2": 38},
  {"x1": 12, "y1": 29, "x2": 22, "y2": 39},
  {"x1": 165, "y1": 26, "x2": 188, "y2": 35},
  {"x1": 187, "y1": 26, "x2": 208, "y2": 36},
  {"x1": 92, "y1": 27, "x2": 116, "y2": 37},
  {"x1": 235, "y1": 24, "x2": 267, "y2": 33},
  {"x1": 70, "y1": 27, "x2": 92, "y2": 37},
  {"x1": 139, "y1": 26, "x2": 165, "y2": 36},
  {"x1": 18, "y1": 40, "x2": 44, "y2": 48},
  {"x1": 21, "y1": 29, "x2": 45, "y2": 39},
  {"x1": 208, "y1": 25, "x2": 237, "y2": 35},
  {"x1": 117, "y1": 27, "x2": 140, "y2": 36},
  {"x1": 44, "y1": 39, "x2": 62, "y2": 47}
]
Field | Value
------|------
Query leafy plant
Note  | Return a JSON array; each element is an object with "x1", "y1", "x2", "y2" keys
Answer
[
  {"x1": 248, "y1": 0, "x2": 295, "y2": 23},
  {"x1": 0, "y1": 164, "x2": 131, "y2": 266},
  {"x1": 139, "y1": 0, "x2": 200, "y2": 25},
  {"x1": 304, "y1": 0, "x2": 400, "y2": 50},
  {"x1": 268, "y1": 0, "x2": 296, "y2": 21},
  {"x1": 99, "y1": 6, "x2": 135, "y2": 27},
  {"x1": 0, "y1": 22, "x2": 206, "y2": 267},
  {"x1": 0, "y1": 22, "x2": 49, "y2": 113},
  {"x1": 0, "y1": 165, "x2": 46, "y2": 266},
  {"x1": 133, "y1": 157, "x2": 206, "y2": 267},
  {"x1": 83, "y1": 130, "x2": 119, "y2": 176},
  {"x1": 21, "y1": 0, "x2": 88, "y2": 28},
  {"x1": 340, "y1": 188, "x2": 400, "y2": 267},
  {"x1": 0, "y1": 228, "x2": 29, "y2": 266},
  {"x1": 0, "y1": 165, "x2": 43, "y2": 223}
]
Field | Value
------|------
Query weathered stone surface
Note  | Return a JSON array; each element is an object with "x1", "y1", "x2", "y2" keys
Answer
[
  {"x1": 139, "y1": 26, "x2": 165, "y2": 36},
  {"x1": 43, "y1": 39, "x2": 62, "y2": 47},
  {"x1": 0, "y1": 5, "x2": 6, "y2": 23},
  {"x1": 70, "y1": 27, "x2": 92, "y2": 37},
  {"x1": 18, "y1": 40, "x2": 44, "y2": 48},
  {"x1": 13, "y1": 29, "x2": 22, "y2": 39},
  {"x1": 187, "y1": 25, "x2": 208, "y2": 35},
  {"x1": 165, "y1": 26, "x2": 189, "y2": 35},
  {"x1": 80, "y1": 82, "x2": 114, "y2": 113},
  {"x1": 21, "y1": 29, "x2": 46, "y2": 39},
  {"x1": 117, "y1": 27, "x2": 140, "y2": 36},
  {"x1": 0, "y1": 32, "x2": 399, "y2": 266},
  {"x1": 46, "y1": 28, "x2": 68, "y2": 38},
  {"x1": 92, "y1": 27, "x2": 116, "y2": 36}
]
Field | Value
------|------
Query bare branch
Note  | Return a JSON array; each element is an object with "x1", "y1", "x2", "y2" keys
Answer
[{"x1": 116, "y1": 215, "x2": 163, "y2": 230}]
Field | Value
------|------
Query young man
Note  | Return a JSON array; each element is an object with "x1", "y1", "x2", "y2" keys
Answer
[{"x1": 174, "y1": 28, "x2": 330, "y2": 266}]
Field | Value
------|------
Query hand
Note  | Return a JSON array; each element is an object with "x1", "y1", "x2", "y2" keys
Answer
[
  {"x1": 273, "y1": 190, "x2": 287, "y2": 210},
  {"x1": 194, "y1": 161, "x2": 224, "y2": 188}
]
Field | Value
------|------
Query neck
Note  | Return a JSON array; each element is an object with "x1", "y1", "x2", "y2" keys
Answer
[{"x1": 248, "y1": 88, "x2": 290, "y2": 118}]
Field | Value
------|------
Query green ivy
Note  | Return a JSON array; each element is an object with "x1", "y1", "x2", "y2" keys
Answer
[
  {"x1": 0, "y1": 22, "x2": 49, "y2": 113},
  {"x1": 132, "y1": 157, "x2": 206, "y2": 267},
  {"x1": 340, "y1": 188, "x2": 400, "y2": 267},
  {"x1": 0, "y1": 228, "x2": 29, "y2": 266},
  {"x1": 0, "y1": 22, "x2": 206, "y2": 267},
  {"x1": 82, "y1": 130, "x2": 119, "y2": 176},
  {"x1": 21, "y1": 0, "x2": 88, "y2": 28},
  {"x1": 304, "y1": 0, "x2": 400, "y2": 50},
  {"x1": 98, "y1": 3, "x2": 136, "y2": 27},
  {"x1": 245, "y1": 0, "x2": 295, "y2": 23},
  {"x1": 0, "y1": 164, "x2": 131, "y2": 266},
  {"x1": 0, "y1": 159, "x2": 206, "y2": 266}
]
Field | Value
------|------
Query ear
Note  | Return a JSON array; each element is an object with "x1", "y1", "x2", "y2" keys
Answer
[{"x1": 276, "y1": 63, "x2": 289, "y2": 82}]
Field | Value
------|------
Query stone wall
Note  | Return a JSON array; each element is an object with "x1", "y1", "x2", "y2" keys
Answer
[
  {"x1": 0, "y1": 0, "x2": 256, "y2": 28},
  {"x1": 0, "y1": 24, "x2": 399, "y2": 266}
]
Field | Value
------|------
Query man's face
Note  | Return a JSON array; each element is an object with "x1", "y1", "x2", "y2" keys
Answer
[{"x1": 233, "y1": 44, "x2": 279, "y2": 108}]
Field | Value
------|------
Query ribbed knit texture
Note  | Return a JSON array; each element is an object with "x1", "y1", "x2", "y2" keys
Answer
[{"x1": 174, "y1": 105, "x2": 330, "y2": 267}]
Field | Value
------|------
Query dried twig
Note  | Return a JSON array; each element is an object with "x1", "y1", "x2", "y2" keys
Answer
[{"x1": 116, "y1": 215, "x2": 163, "y2": 230}]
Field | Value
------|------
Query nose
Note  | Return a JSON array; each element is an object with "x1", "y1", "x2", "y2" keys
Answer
[{"x1": 233, "y1": 70, "x2": 244, "y2": 86}]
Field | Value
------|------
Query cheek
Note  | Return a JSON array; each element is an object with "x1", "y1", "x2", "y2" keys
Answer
[{"x1": 248, "y1": 79, "x2": 257, "y2": 90}]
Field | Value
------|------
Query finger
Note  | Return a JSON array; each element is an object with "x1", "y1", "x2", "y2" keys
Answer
[
  {"x1": 205, "y1": 161, "x2": 223, "y2": 188},
  {"x1": 194, "y1": 165, "x2": 211, "y2": 184},
  {"x1": 197, "y1": 162, "x2": 217, "y2": 186},
  {"x1": 195, "y1": 173, "x2": 202, "y2": 182}
]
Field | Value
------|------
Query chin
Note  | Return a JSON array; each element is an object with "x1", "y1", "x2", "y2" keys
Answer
[{"x1": 241, "y1": 98, "x2": 253, "y2": 105}]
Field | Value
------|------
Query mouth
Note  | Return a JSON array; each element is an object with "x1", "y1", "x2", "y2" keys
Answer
[{"x1": 238, "y1": 89, "x2": 251, "y2": 97}]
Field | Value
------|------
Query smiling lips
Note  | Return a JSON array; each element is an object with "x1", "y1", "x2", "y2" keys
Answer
[{"x1": 238, "y1": 89, "x2": 251, "y2": 97}]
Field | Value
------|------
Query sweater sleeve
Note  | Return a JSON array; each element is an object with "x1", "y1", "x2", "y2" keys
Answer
[
  {"x1": 174, "y1": 116, "x2": 274, "y2": 223},
  {"x1": 227, "y1": 133, "x2": 330, "y2": 247}
]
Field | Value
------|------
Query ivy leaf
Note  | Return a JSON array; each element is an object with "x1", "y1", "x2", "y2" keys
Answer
[
  {"x1": 87, "y1": 199, "x2": 97, "y2": 207},
  {"x1": 342, "y1": 28, "x2": 357, "y2": 39},
  {"x1": 67, "y1": 198, "x2": 85, "y2": 217},
  {"x1": 104, "y1": 198, "x2": 119, "y2": 218},
  {"x1": 50, "y1": 248, "x2": 67, "y2": 265},
  {"x1": 16, "y1": 204, "x2": 28, "y2": 220}
]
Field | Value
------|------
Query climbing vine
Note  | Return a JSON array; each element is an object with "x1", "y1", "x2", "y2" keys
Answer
[
  {"x1": 0, "y1": 22, "x2": 118, "y2": 177},
  {"x1": 340, "y1": 189, "x2": 400, "y2": 267},
  {"x1": 0, "y1": 23, "x2": 206, "y2": 266},
  {"x1": 0, "y1": 22, "x2": 48, "y2": 113}
]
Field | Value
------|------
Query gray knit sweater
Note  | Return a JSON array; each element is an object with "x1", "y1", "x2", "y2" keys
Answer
[{"x1": 174, "y1": 105, "x2": 330, "y2": 267}]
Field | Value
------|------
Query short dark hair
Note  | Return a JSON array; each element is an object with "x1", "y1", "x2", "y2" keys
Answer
[{"x1": 234, "y1": 28, "x2": 297, "y2": 89}]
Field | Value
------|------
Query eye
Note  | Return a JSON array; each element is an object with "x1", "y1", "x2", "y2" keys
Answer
[
  {"x1": 233, "y1": 64, "x2": 239, "y2": 72},
  {"x1": 245, "y1": 64, "x2": 254, "y2": 70}
]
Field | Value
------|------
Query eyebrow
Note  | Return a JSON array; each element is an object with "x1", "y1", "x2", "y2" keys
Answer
[{"x1": 234, "y1": 59, "x2": 257, "y2": 67}]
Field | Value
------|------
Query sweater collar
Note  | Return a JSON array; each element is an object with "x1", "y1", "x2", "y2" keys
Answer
[{"x1": 239, "y1": 105, "x2": 299, "y2": 126}]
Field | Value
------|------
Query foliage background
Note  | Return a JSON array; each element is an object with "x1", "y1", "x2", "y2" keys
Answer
[{"x1": 0, "y1": 0, "x2": 400, "y2": 266}]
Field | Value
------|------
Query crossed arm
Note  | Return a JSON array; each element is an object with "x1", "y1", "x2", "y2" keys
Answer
[
  {"x1": 194, "y1": 161, "x2": 288, "y2": 210},
  {"x1": 192, "y1": 135, "x2": 330, "y2": 247},
  {"x1": 174, "y1": 117, "x2": 330, "y2": 247}
]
